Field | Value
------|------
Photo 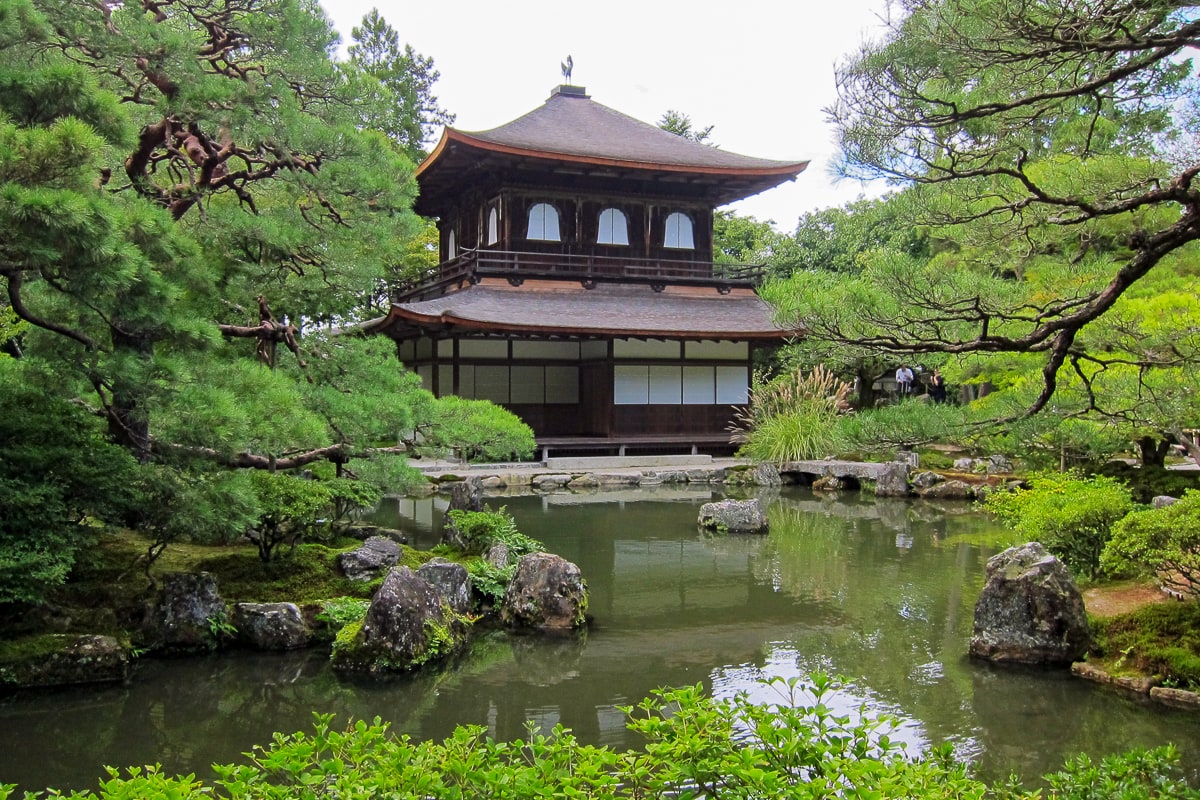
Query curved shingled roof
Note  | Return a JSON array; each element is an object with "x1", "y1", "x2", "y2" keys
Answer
[
  {"x1": 427, "y1": 87, "x2": 805, "y2": 172},
  {"x1": 415, "y1": 87, "x2": 808, "y2": 211},
  {"x1": 371, "y1": 280, "x2": 791, "y2": 340}
]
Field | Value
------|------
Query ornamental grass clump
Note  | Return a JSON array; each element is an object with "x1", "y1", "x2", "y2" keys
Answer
[{"x1": 729, "y1": 366, "x2": 853, "y2": 462}]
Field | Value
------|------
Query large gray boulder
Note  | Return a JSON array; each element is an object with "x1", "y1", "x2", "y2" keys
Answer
[
  {"x1": 912, "y1": 471, "x2": 942, "y2": 490},
  {"x1": 142, "y1": 571, "x2": 230, "y2": 653},
  {"x1": 331, "y1": 567, "x2": 468, "y2": 674},
  {"x1": 233, "y1": 602, "x2": 309, "y2": 650},
  {"x1": 987, "y1": 454, "x2": 1015, "y2": 474},
  {"x1": 501, "y1": 553, "x2": 589, "y2": 630},
  {"x1": 696, "y1": 498, "x2": 768, "y2": 534},
  {"x1": 338, "y1": 536, "x2": 402, "y2": 582},
  {"x1": 417, "y1": 558, "x2": 472, "y2": 614},
  {"x1": 969, "y1": 543, "x2": 1090, "y2": 665}
]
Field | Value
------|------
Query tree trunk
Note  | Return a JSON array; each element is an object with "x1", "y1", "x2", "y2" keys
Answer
[
  {"x1": 854, "y1": 367, "x2": 883, "y2": 410},
  {"x1": 1137, "y1": 436, "x2": 1169, "y2": 469},
  {"x1": 108, "y1": 327, "x2": 154, "y2": 463}
]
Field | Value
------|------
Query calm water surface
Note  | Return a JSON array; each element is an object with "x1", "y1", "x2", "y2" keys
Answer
[{"x1": 2, "y1": 486, "x2": 1198, "y2": 793}]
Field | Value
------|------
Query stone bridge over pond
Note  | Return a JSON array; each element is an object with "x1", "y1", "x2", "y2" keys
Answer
[{"x1": 777, "y1": 459, "x2": 910, "y2": 496}]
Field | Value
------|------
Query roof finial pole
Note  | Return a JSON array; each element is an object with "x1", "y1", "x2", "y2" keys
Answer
[{"x1": 560, "y1": 54, "x2": 573, "y2": 84}]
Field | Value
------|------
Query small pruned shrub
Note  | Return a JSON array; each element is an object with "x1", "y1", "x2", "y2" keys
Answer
[
  {"x1": 1102, "y1": 490, "x2": 1200, "y2": 596},
  {"x1": 983, "y1": 472, "x2": 1136, "y2": 580},
  {"x1": 417, "y1": 397, "x2": 536, "y2": 462}
]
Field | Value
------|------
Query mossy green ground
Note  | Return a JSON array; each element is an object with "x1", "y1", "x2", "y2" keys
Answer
[
  {"x1": 0, "y1": 532, "x2": 440, "y2": 659},
  {"x1": 1090, "y1": 599, "x2": 1200, "y2": 690}
]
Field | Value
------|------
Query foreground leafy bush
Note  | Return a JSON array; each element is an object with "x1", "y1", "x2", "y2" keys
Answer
[
  {"x1": 983, "y1": 472, "x2": 1137, "y2": 579},
  {"x1": 1102, "y1": 490, "x2": 1200, "y2": 596},
  {"x1": 3, "y1": 675, "x2": 1196, "y2": 799}
]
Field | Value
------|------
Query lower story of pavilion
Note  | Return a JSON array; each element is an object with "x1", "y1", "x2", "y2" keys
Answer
[{"x1": 369, "y1": 279, "x2": 791, "y2": 454}]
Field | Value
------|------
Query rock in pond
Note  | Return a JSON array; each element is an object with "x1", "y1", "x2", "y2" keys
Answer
[
  {"x1": 969, "y1": 542, "x2": 1090, "y2": 666},
  {"x1": 696, "y1": 498, "x2": 768, "y2": 533},
  {"x1": 331, "y1": 567, "x2": 468, "y2": 674},
  {"x1": 873, "y1": 462, "x2": 911, "y2": 497},
  {"x1": 920, "y1": 479, "x2": 976, "y2": 500},
  {"x1": 501, "y1": 553, "x2": 589, "y2": 631},
  {"x1": 0, "y1": 634, "x2": 131, "y2": 688},
  {"x1": 233, "y1": 602, "x2": 309, "y2": 650}
]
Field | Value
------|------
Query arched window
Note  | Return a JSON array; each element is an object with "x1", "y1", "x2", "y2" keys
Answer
[
  {"x1": 597, "y1": 208, "x2": 629, "y2": 245},
  {"x1": 486, "y1": 207, "x2": 499, "y2": 245},
  {"x1": 663, "y1": 212, "x2": 694, "y2": 249},
  {"x1": 526, "y1": 202, "x2": 561, "y2": 241},
  {"x1": 447, "y1": 229, "x2": 457, "y2": 259}
]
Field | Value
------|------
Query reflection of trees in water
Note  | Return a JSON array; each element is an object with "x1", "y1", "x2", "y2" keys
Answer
[
  {"x1": 749, "y1": 496, "x2": 1001, "y2": 761},
  {"x1": 753, "y1": 503, "x2": 855, "y2": 603}
]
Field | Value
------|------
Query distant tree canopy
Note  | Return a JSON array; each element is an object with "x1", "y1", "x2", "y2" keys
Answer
[
  {"x1": 658, "y1": 109, "x2": 715, "y2": 145},
  {"x1": 764, "y1": 0, "x2": 1200, "y2": 462},
  {"x1": 347, "y1": 7, "x2": 455, "y2": 163}
]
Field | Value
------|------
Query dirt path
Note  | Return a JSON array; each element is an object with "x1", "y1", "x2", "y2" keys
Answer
[{"x1": 1083, "y1": 582, "x2": 1173, "y2": 618}]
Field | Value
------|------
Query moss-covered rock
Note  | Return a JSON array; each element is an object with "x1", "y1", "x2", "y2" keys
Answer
[
  {"x1": 0, "y1": 634, "x2": 131, "y2": 688},
  {"x1": 500, "y1": 553, "x2": 589, "y2": 630},
  {"x1": 330, "y1": 567, "x2": 470, "y2": 674}
]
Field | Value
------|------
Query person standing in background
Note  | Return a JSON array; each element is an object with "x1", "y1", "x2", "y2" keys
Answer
[{"x1": 930, "y1": 368, "x2": 947, "y2": 403}]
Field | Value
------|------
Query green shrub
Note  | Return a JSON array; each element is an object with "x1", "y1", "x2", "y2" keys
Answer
[
  {"x1": 5, "y1": 674, "x2": 1195, "y2": 799},
  {"x1": 418, "y1": 396, "x2": 536, "y2": 462},
  {"x1": 1041, "y1": 747, "x2": 1197, "y2": 800},
  {"x1": 983, "y1": 472, "x2": 1136, "y2": 579},
  {"x1": 462, "y1": 557, "x2": 513, "y2": 606},
  {"x1": 1102, "y1": 490, "x2": 1200, "y2": 597},
  {"x1": 838, "y1": 400, "x2": 969, "y2": 455},
  {"x1": 316, "y1": 597, "x2": 371, "y2": 630},
  {"x1": 445, "y1": 506, "x2": 543, "y2": 557}
]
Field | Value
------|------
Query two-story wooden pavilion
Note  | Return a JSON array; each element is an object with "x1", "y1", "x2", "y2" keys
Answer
[{"x1": 369, "y1": 84, "x2": 807, "y2": 456}]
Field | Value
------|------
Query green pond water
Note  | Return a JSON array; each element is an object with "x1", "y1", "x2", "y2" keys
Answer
[{"x1": 1, "y1": 486, "x2": 1198, "y2": 794}]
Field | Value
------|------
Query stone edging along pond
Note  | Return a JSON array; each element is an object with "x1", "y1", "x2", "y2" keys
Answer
[{"x1": 1071, "y1": 662, "x2": 1200, "y2": 710}]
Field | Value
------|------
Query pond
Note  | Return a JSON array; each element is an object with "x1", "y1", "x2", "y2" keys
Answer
[{"x1": 1, "y1": 486, "x2": 1198, "y2": 794}]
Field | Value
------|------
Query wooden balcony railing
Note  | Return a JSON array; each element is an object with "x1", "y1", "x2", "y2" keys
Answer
[{"x1": 394, "y1": 249, "x2": 769, "y2": 301}]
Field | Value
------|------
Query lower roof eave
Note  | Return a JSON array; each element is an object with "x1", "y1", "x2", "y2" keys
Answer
[{"x1": 375, "y1": 309, "x2": 792, "y2": 341}]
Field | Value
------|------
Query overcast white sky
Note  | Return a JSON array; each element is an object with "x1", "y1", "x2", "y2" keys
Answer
[{"x1": 319, "y1": 0, "x2": 893, "y2": 231}]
